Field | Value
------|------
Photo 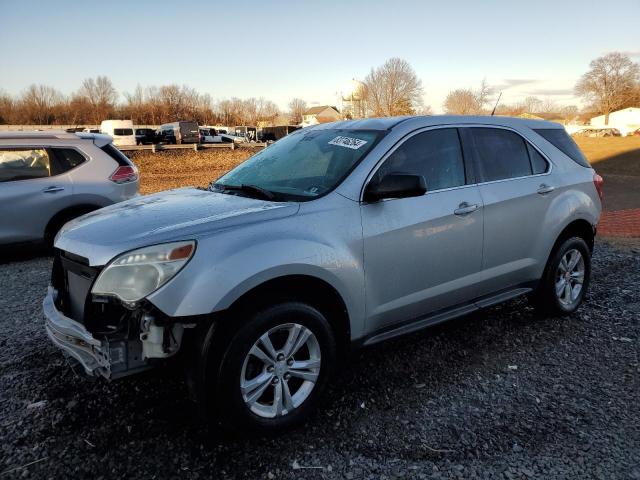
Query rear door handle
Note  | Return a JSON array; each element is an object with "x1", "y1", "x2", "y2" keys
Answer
[
  {"x1": 537, "y1": 184, "x2": 555, "y2": 195},
  {"x1": 454, "y1": 202, "x2": 479, "y2": 216},
  {"x1": 43, "y1": 186, "x2": 65, "y2": 193}
]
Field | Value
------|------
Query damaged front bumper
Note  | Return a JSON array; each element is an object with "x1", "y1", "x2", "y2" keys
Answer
[{"x1": 43, "y1": 286, "x2": 151, "y2": 379}]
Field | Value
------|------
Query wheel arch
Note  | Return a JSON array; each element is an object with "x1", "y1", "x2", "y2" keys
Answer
[
  {"x1": 553, "y1": 218, "x2": 596, "y2": 253},
  {"x1": 44, "y1": 203, "x2": 104, "y2": 243},
  {"x1": 226, "y1": 274, "x2": 352, "y2": 358}
]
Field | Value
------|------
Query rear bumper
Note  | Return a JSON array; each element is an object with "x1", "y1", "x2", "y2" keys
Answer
[{"x1": 43, "y1": 286, "x2": 110, "y2": 377}]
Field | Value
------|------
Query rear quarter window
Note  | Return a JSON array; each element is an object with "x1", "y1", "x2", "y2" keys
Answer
[
  {"x1": 50, "y1": 148, "x2": 86, "y2": 175},
  {"x1": 100, "y1": 143, "x2": 134, "y2": 166},
  {"x1": 533, "y1": 128, "x2": 590, "y2": 168}
]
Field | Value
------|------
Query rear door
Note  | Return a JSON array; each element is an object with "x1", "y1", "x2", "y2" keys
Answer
[
  {"x1": 0, "y1": 147, "x2": 73, "y2": 243},
  {"x1": 361, "y1": 127, "x2": 484, "y2": 332},
  {"x1": 461, "y1": 127, "x2": 552, "y2": 295}
]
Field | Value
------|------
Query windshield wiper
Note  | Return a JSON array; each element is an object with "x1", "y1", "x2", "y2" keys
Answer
[{"x1": 212, "y1": 183, "x2": 276, "y2": 200}]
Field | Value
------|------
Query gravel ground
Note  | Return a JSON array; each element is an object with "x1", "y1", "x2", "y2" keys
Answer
[{"x1": 1, "y1": 241, "x2": 638, "y2": 479}]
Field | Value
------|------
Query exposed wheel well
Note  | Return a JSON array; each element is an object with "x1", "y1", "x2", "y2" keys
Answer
[
  {"x1": 44, "y1": 204, "x2": 102, "y2": 244},
  {"x1": 226, "y1": 275, "x2": 351, "y2": 357},
  {"x1": 554, "y1": 219, "x2": 596, "y2": 253}
]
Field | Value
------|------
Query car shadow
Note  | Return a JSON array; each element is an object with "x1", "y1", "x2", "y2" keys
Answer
[
  {"x1": 590, "y1": 148, "x2": 640, "y2": 212},
  {"x1": 0, "y1": 243, "x2": 52, "y2": 264}
]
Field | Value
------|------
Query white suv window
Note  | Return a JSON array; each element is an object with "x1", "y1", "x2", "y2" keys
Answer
[{"x1": 0, "y1": 148, "x2": 51, "y2": 182}]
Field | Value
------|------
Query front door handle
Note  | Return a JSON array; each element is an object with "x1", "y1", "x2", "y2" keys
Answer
[
  {"x1": 454, "y1": 202, "x2": 479, "y2": 216},
  {"x1": 537, "y1": 184, "x2": 555, "y2": 195},
  {"x1": 43, "y1": 186, "x2": 65, "y2": 193}
]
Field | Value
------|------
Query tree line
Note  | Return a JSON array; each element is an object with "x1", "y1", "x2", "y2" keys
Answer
[
  {"x1": 1, "y1": 52, "x2": 638, "y2": 126},
  {"x1": 0, "y1": 78, "x2": 286, "y2": 126}
]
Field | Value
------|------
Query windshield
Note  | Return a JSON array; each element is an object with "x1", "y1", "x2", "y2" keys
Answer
[
  {"x1": 212, "y1": 128, "x2": 385, "y2": 201},
  {"x1": 114, "y1": 128, "x2": 133, "y2": 136}
]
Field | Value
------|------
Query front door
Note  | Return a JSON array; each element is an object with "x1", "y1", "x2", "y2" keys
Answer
[
  {"x1": 361, "y1": 128, "x2": 484, "y2": 333},
  {"x1": 0, "y1": 147, "x2": 72, "y2": 243}
]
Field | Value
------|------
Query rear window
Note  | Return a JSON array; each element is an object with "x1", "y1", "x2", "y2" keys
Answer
[
  {"x1": 100, "y1": 144, "x2": 134, "y2": 166},
  {"x1": 533, "y1": 128, "x2": 590, "y2": 168},
  {"x1": 468, "y1": 128, "x2": 532, "y2": 182},
  {"x1": 113, "y1": 128, "x2": 134, "y2": 136}
]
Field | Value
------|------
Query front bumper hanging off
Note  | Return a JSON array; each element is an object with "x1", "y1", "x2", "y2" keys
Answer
[{"x1": 43, "y1": 287, "x2": 149, "y2": 379}]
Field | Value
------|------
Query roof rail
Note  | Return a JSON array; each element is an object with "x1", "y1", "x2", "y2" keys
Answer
[{"x1": 0, "y1": 130, "x2": 83, "y2": 140}]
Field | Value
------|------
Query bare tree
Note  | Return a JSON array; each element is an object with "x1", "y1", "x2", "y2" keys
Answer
[
  {"x1": 19, "y1": 84, "x2": 64, "y2": 124},
  {"x1": 575, "y1": 52, "x2": 640, "y2": 124},
  {"x1": 476, "y1": 78, "x2": 493, "y2": 111},
  {"x1": 363, "y1": 58, "x2": 424, "y2": 116},
  {"x1": 443, "y1": 89, "x2": 480, "y2": 114},
  {"x1": 77, "y1": 76, "x2": 118, "y2": 124},
  {"x1": 288, "y1": 98, "x2": 307, "y2": 124},
  {"x1": 0, "y1": 91, "x2": 15, "y2": 124},
  {"x1": 521, "y1": 96, "x2": 543, "y2": 114},
  {"x1": 443, "y1": 80, "x2": 493, "y2": 115}
]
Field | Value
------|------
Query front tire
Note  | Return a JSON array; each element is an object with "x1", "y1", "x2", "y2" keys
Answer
[
  {"x1": 199, "y1": 302, "x2": 336, "y2": 434},
  {"x1": 530, "y1": 236, "x2": 591, "y2": 316}
]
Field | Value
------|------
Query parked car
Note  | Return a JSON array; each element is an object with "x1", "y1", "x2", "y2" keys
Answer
[
  {"x1": 158, "y1": 121, "x2": 199, "y2": 144},
  {"x1": 135, "y1": 128, "x2": 158, "y2": 145},
  {"x1": 199, "y1": 128, "x2": 231, "y2": 144},
  {"x1": 44, "y1": 116, "x2": 602, "y2": 434},
  {"x1": 0, "y1": 131, "x2": 138, "y2": 246},
  {"x1": 100, "y1": 120, "x2": 136, "y2": 146}
]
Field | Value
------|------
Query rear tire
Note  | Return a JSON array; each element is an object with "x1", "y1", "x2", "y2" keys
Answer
[
  {"x1": 198, "y1": 301, "x2": 336, "y2": 435},
  {"x1": 530, "y1": 236, "x2": 591, "y2": 316}
]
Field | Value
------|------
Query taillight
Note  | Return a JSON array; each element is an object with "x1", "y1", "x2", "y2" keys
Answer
[
  {"x1": 593, "y1": 172, "x2": 604, "y2": 201},
  {"x1": 110, "y1": 165, "x2": 138, "y2": 184}
]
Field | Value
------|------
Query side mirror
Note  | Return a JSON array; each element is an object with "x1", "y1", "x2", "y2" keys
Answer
[{"x1": 364, "y1": 173, "x2": 427, "y2": 202}]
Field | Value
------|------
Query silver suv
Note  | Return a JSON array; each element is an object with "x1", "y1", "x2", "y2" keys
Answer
[
  {"x1": 0, "y1": 131, "x2": 138, "y2": 246},
  {"x1": 43, "y1": 116, "x2": 602, "y2": 433}
]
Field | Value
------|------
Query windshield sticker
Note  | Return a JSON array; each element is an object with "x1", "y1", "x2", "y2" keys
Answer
[{"x1": 328, "y1": 136, "x2": 368, "y2": 150}]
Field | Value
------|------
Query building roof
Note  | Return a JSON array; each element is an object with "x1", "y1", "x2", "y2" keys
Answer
[{"x1": 303, "y1": 105, "x2": 339, "y2": 116}]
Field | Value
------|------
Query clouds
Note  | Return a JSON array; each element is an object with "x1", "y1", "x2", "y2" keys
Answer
[
  {"x1": 523, "y1": 88, "x2": 575, "y2": 96},
  {"x1": 492, "y1": 78, "x2": 539, "y2": 91}
]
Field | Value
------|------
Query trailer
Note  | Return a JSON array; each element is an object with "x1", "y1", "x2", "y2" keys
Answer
[{"x1": 258, "y1": 125, "x2": 301, "y2": 142}]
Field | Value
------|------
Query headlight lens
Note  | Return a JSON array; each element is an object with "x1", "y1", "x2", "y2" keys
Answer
[{"x1": 92, "y1": 241, "x2": 195, "y2": 303}]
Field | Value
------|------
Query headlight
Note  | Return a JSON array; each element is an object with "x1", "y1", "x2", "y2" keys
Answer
[{"x1": 92, "y1": 241, "x2": 195, "y2": 304}]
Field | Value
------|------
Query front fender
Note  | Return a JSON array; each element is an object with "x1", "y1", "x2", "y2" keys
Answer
[{"x1": 146, "y1": 235, "x2": 366, "y2": 338}]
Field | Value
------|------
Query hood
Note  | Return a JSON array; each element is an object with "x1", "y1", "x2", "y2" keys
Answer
[{"x1": 55, "y1": 188, "x2": 299, "y2": 266}]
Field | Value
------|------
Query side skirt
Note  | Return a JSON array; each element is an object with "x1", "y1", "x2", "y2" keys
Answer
[{"x1": 359, "y1": 285, "x2": 533, "y2": 347}]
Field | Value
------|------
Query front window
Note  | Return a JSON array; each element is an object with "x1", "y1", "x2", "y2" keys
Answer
[
  {"x1": 114, "y1": 128, "x2": 134, "y2": 136},
  {"x1": 212, "y1": 128, "x2": 385, "y2": 201}
]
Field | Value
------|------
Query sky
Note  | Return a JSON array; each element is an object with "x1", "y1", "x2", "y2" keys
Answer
[{"x1": 1, "y1": 0, "x2": 639, "y2": 113}]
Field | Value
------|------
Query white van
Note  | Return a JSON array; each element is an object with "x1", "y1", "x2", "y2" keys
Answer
[{"x1": 100, "y1": 120, "x2": 136, "y2": 147}]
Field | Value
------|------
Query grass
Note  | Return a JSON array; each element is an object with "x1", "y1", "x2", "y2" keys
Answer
[
  {"x1": 129, "y1": 137, "x2": 640, "y2": 195},
  {"x1": 129, "y1": 148, "x2": 253, "y2": 195}
]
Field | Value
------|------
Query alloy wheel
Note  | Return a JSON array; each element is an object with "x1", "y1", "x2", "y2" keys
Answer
[
  {"x1": 555, "y1": 248, "x2": 585, "y2": 306},
  {"x1": 240, "y1": 323, "x2": 321, "y2": 418}
]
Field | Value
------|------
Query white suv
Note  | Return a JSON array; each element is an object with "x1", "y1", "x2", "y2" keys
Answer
[{"x1": 0, "y1": 131, "x2": 139, "y2": 246}]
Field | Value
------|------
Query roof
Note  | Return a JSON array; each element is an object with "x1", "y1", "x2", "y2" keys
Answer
[
  {"x1": 0, "y1": 130, "x2": 79, "y2": 139},
  {"x1": 0, "y1": 130, "x2": 112, "y2": 147},
  {"x1": 307, "y1": 115, "x2": 563, "y2": 131},
  {"x1": 303, "y1": 105, "x2": 339, "y2": 115},
  {"x1": 591, "y1": 107, "x2": 640, "y2": 120}
]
